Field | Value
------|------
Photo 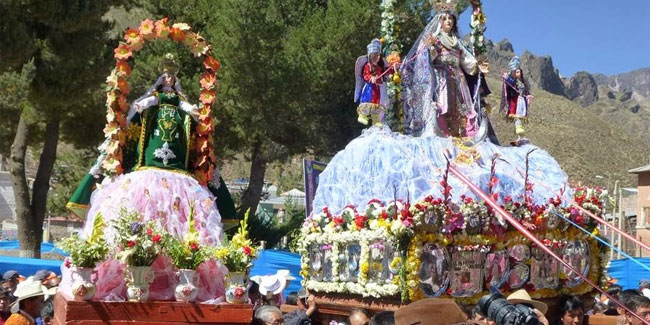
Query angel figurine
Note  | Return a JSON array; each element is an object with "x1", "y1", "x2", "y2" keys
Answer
[
  {"x1": 354, "y1": 38, "x2": 396, "y2": 127},
  {"x1": 500, "y1": 56, "x2": 533, "y2": 145}
]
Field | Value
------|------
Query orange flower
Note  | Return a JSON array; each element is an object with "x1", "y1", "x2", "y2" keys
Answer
[
  {"x1": 155, "y1": 18, "x2": 170, "y2": 39},
  {"x1": 124, "y1": 28, "x2": 141, "y2": 44},
  {"x1": 169, "y1": 27, "x2": 185, "y2": 42},
  {"x1": 198, "y1": 106, "x2": 211, "y2": 121},
  {"x1": 199, "y1": 72, "x2": 217, "y2": 90},
  {"x1": 183, "y1": 32, "x2": 197, "y2": 48},
  {"x1": 117, "y1": 95, "x2": 129, "y2": 112},
  {"x1": 117, "y1": 78, "x2": 129, "y2": 95},
  {"x1": 196, "y1": 121, "x2": 213, "y2": 135},
  {"x1": 129, "y1": 39, "x2": 144, "y2": 52},
  {"x1": 116, "y1": 61, "x2": 131, "y2": 77},
  {"x1": 114, "y1": 44, "x2": 133, "y2": 61},
  {"x1": 194, "y1": 136, "x2": 209, "y2": 153},
  {"x1": 138, "y1": 19, "x2": 155, "y2": 40},
  {"x1": 190, "y1": 36, "x2": 210, "y2": 57},
  {"x1": 199, "y1": 90, "x2": 216, "y2": 105},
  {"x1": 203, "y1": 56, "x2": 220, "y2": 72}
]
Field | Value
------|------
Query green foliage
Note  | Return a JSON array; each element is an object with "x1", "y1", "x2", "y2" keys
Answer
[
  {"x1": 57, "y1": 233, "x2": 108, "y2": 268},
  {"x1": 56, "y1": 213, "x2": 107, "y2": 268},
  {"x1": 112, "y1": 209, "x2": 163, "y2": 267},
  {"x1": 161, "y1": 234, "x2": 215, "y2": 270},
  {"x1": 47, "y1": 148, "x2": 96, "y2": 216}
]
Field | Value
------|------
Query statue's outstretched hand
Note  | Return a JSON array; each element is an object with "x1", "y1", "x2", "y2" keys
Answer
[{"x1": 478, "y1": 61, "x2": 490, "y2": 74}]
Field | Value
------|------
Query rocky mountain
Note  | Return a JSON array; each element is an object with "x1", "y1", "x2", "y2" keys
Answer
[{"x1": 485, "y1": 39, "x2": 649, "y2": 142}]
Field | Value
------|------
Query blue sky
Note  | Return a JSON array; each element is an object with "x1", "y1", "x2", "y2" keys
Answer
[{"x1": 457, "y1": 0, "x2": 650, "y2": 76}]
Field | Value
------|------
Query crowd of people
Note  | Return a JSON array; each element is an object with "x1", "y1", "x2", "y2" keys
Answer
[
  {"x1": 249, "y1": 280, "x2": 650, "y2": 325},
  {"x1": 0, "y1": 269, "x2": 60, "y2": 325},
  {"x1": 3, "y1": 266, "x2": 650, "y2": 325}
]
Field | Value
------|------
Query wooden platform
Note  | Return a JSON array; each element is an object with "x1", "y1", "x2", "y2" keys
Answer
[{"x1": 53, "y1": 292, "x2": 253, "y2": 325}]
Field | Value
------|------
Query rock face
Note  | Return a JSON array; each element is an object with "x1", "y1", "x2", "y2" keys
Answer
[
  {"x1": 564, "y1": 72, "x2": 599, "y2": 107},
  {"x1": 520, "y1": 51, "x2": 566, "y2": 97},
  {"x1": 594, "y1": 68, "x2": 650, "y2": 101}
]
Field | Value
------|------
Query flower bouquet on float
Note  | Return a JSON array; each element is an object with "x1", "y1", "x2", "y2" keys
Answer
[
  {"x1": 216, "y1": 210, "x2": 258, "y2": 304},
  {"x1": 57, "y1": 214, "x2": 108, "y2": 301}
]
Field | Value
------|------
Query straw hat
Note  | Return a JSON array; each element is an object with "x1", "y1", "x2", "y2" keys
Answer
[
  {"x1": 276, "y1": 269, "x2": 296, "y2": 281},
  {"x1": 258, "y1": 275, "x2": 287, "y2": 296},
  {"x1": 395, "y1": 298, "x2": 468, "y2": 325},
  {"x1": 10, "y1": 277, "x2": 49, "y2": 313},
  {"x1": 506, "y1": 289, "x2": 548, "y2": 315}
]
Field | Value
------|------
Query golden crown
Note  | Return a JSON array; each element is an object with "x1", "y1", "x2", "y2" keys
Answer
[{"x1": 431, "y1": 0, "x2": 473, "y2": 14}]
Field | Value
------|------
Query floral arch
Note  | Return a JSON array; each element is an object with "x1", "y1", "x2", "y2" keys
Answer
[{"x1": 103, "y1": 18, "x2": 218, "y2": 185}]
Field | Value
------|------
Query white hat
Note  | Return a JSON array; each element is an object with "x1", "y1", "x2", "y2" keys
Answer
[
  {"x1": 10, "y1": 277, "x2": 49, "y2": 312},
  {"x1": 276, "y1": 269, "x2": 296, "y2": 281},
  {"x1": 258, "y1": 275, "x2": 287, "y2": 296}
]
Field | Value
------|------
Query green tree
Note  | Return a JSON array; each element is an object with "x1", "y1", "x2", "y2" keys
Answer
[{"x1": 0, "y1": 1, "x2": 128, "y2": 257}]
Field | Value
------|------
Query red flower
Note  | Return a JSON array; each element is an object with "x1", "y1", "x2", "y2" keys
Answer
[
  {"x1": 189, "y1": 242, "x2": 199, "y2": 251},
  {"x1": 380, "y1": 211, "x2": 388, "y2": 219},
  {"x1": 333, "y1": 216, "x2": 344, "y2": 226},
  {"x1": 147, "y1": 228, "x2": 153, "y2": 235},
  {"x1": 64, "y1": 259, "x2": 71, "y2": 268},
  {"x1": 354, "y1": 215, "x2": 366, "y2": 229},
  {"x1": 169, "y1": 27, "x2": 185, "y2": 42},
  {"x1": 203, "y1": 56, "x2": 220, "y2": 72},
  {"x1": 127, "y1": 240, "x2": 137, "y2": 247},
  {"x1": 504, "y1": 196, "x2": 513, "y2": 203},
  {"x1": 152, "y1": 234, "x2": 162, "y2": 243},
  {"x1": 243, "y1": 246, "x2": 252, "y2": 256},
  {"x1": 234, "y1": 287, "x2": 245, "y2": 299},
  {"x1": 464, "y1": 197, "x2": 472, "y2": 204}
]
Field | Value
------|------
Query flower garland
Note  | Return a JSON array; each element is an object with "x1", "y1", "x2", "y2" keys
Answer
[
  {"x1": 379, "y1": 0, "x2": 404, "y2": 132},
  {"x1": 103, "y1": 18, "x2": 218, "y2": 185},
  {"x1": 301, "y1": 228, "x2": 400, "y2": 298},
  {"x1": 469, "y1": 1, "x2": 487, "y2": 58},
  {"x1": 300, "y1": 185, "x2": 605, "y2": 302}
]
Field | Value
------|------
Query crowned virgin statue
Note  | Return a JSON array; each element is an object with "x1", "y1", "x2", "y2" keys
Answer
[
  {"x1": 310, "y1": 0, "x2": 571, "y2": 215},
  {"x1": 401, "y1": 0, "x2": 489, "y2": 138},
  {"x1": 63, "y1": 55, "x2": 232, "y2": 301}
]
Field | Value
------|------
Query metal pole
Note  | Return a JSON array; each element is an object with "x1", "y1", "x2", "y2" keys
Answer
[
  {"x1": 610, "y1": 180, "x2": 619, "y2": 262},
  {"x1": 618, "y1": 187, "x2": 624, "y2": 259}
]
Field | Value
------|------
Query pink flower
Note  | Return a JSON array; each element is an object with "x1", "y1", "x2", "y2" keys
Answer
[
  {"x1": 113, "y1": 44, "x2": 133, "y2": 61},
  {"x1": 138, "y1": 19, "x2": 155, "y2": 39},
  {"x1": 64, "y1": 258, "x2": 71, "y2": 268},
  {"x1": 146, "y1": 228, "x2": 153, "y2": 235}
]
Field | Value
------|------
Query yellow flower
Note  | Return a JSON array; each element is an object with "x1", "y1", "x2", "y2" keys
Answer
[
  {"x1": 360, "y1": 262, "x2": 369, "y2": 275},
  {"x1": 215, "y1": 247, "x2": 228, "y2": 259}
]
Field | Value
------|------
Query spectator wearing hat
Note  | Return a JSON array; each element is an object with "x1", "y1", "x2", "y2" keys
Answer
[
  {"x1": 5, "y1": 277, "x2": 49, "y2": 325},
  {"x1": 639, "y1": 280, "x2": 650, "y2": 299},
  {"x1": 349, "y1": 308, "x2": 370, "y2": 325},
  {"x1": 558, "y1": 296, "x2": 585, "y2": 325},
  {"x1": 506, "y1": 289, "x2": 550, "y2": 325},
  {"x1": 2, "y1": 272, "x2": 24, "y2": 301},
  {"x1": 252, "y1": 275, "x2": 287, "y2": 307},
  {"x1": 283, "y1": 289, "x2": 316, "y2": 325}
]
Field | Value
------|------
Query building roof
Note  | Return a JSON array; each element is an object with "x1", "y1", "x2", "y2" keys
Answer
[{"x1": 629, "y1": 164, "x2": 650, "y2": 174}]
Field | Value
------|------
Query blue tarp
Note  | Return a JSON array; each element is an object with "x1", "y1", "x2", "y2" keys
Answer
[
  {"x1": 251, "y1": 249, "x2": 302, "y2": 298},
  {"x1": 0, "y1": 241, "x2": 67, "y2": 277},
  {"x1": 607, "y1": 258, "x2": 650, "y2": 290}
]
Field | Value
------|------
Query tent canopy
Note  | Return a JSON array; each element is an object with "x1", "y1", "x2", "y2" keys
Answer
[{"x1": 607, "y1": 258, "x2": 650, "y2": 290}]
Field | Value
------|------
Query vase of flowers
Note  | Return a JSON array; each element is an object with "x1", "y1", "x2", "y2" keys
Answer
[
  {"x1": 216, "y1": 210, "x2": 258, "y2": 304},
  {"x1": 162, "y1": 204, "x2": 215, "y2": 303},
  {"x1": 112, "y1": 210, "x2": 163, "y2": 302},
  {"x1": 57, "y1": 214, "x2": 108, "y2": 301}
]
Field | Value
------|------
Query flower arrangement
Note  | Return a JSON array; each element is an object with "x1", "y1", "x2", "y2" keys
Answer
[
  {"x1": 216, "y1": 210, "x2": 257, "y2": 272},
  {"x1": 162, "y1": 203, "x2": 215, "y2": 270},
  {"x1": 112, "y1": 209, "x2": 164, "y2": 267},
  {"x1": 299, "y1": 185, "x2": 605, "y2": 302},
  {"x1": 58, "y1": 214, "x2": 108, "y2": 268},
  {"x1": 103, "y1": 18, "x2": 218, "y2": 185}
]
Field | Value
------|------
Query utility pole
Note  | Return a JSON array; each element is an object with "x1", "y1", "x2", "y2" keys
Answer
[
  {"x1": 617, "y1": 187, "x2": 624, "y2": 259},
  {"x1": 609, "y1": 180, "x2": 619, "y2": 261}
]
